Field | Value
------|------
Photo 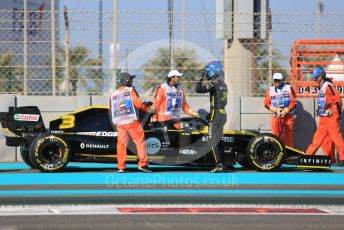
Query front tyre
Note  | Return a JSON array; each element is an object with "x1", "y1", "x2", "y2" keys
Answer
[
  {"x1": 246, "y1": 133, "x2": 286, "y2": 171},
  {"x1": 29, "y1": 134, "x2": 70, "y2": 172}
]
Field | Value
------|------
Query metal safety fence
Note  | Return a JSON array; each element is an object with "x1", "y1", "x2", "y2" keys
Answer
[{"x1": 0, "y1": 0, "x2": 344, "y2": 97}]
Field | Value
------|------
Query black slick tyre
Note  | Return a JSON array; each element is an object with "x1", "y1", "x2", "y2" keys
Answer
[
  {"x1": 29, "y1": 134, "x2": 70, "y2": 172},
  {"x1": 246, "y1": 133, "x2": 286, "y2": 171}
]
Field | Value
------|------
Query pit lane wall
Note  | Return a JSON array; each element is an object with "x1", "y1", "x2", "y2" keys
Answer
[{"x1": 0, "y1": 95, "x2": 342, "y2": 162}]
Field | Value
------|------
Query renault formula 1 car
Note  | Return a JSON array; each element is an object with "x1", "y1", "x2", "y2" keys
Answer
[{"x1": 0, "y1": 106, "x2": 331, "y2": 172}]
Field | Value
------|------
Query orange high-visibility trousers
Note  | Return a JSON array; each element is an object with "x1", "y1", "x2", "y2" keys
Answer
[
  {"x1": 321, "y1": 136, "x2": 336, "y2": 163},
  {"x1": 306, "y1": 115, "x2": 344, "y2": 161},
  {"x1": 116, "y1": 120, "x2": 148, "y2": 170},
  {"x1": 271, "y1": 114, "x2": 295, "y2": 147}
]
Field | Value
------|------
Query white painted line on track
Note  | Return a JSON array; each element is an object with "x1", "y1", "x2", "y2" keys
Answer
[{"x1": 1, "y1": 204, "x2": 344, "y2": 216}]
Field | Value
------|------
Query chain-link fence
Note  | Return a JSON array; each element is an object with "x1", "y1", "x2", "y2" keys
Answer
[{"x1": 1, "y1": 0, "x2": 344, "y2": 97}]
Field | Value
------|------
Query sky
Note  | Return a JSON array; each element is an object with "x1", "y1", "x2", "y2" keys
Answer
[
  {"x1": 55, "y1": 0, "x2": 344, "y2": 80},
  {"x1": 270, "y1": 0, "x2": 344, "y2": 12},
  {"x1": 58, "y1": 0, "x2": 344, "y2": 50},
  {"x1": 60, "y1": 0, "x2": 344, "y2": 11},
  {"x1": 59, "y1": 0, "x2": 344, "y2": 18}
]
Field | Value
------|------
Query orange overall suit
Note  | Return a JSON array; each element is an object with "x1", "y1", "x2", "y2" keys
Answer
[
  {"x1": 322, "y1": 136, "x2": 336, "y2": 163},
  {"x1": 153, "y1": 82, "x2": 196, "y2": 128},
  {"x1": 110, "y1": 86, "x2": 150, "y2": 170},
  {"x1": 306, "y1": 81, "x2": 344, "y2": 162},
  {"x1": 264, "y1": 84, "x2": 297, "y2": 147}
]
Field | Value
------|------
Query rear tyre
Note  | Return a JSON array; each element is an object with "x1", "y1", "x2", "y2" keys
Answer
[
  {"x1": 20, "y1": 145, "x2": 35, "y2": 168},
  {"x1": 29, "y1": 134, "x2": 70, "y2": 172},
  {"x1": 246, "y1": 133, "x2": 286, "y2": 171}
]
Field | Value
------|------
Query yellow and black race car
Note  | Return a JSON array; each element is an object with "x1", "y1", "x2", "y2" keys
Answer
[{"x1": 0, "y1": 106, "x2": 331, "y2": 172}]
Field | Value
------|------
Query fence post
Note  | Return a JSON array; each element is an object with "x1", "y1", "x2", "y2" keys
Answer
[
  {"x1": 113, "y1": 0, "x2": 118, "y2": 89},
  {"x1": 268, "y1": 30, "x2": 272, "y2": 84},
  {"x1": 51, "y1": 0, "x2": 56, "y2": 96},
  {"x1": 23, "y1": 0, "x2": 28, "y2": 95},
  {"x1": 168, "y1": 0, "x2": 174, "y2": 69},
  {"x1": 63, "y1": 6, "x2": 70, "y2": 95}
]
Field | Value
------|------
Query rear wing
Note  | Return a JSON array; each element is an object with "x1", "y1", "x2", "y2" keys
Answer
[{"x1": 0, "y1": 106, "x2": 45, "y2": 137}]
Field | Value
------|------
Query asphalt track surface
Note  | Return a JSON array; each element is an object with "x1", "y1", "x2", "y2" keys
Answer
[
  {"x1": 0, "y1": 162, "x2": 344, "y2": 205},
  {"x1": 1, "y1": 213, "x2": 344, "y2": 230},
  {"x1": 1, "y1": 204, "x2": 344, "y2": 230}
]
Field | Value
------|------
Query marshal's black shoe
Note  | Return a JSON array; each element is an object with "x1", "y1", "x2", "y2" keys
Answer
[{"x1": 138, "y1": 165, "x2": 152, "y2": 173}]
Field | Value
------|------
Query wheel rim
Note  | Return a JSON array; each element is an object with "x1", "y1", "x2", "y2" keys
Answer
[
  {"x1": 255, "y1": 143, "x2": 276, "y2": 163},
  {"x1": 39, "y1": 142, "x2": 63, "y2": 164}
]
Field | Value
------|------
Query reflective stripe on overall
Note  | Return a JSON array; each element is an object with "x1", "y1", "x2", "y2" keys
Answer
[
  {"x1": 317, "y1": 81, "x2": 332, "y2": 116},
  {"x1": 110, "y1": 87, "x2": 138, "y2": 126},
  {"x1": 269, "y1": 84, "x2": 295, "y2": 147},
  {"x1": 160, "y1": 82, "x2": 184, "y2": 118},
  {"x1": 269, "y1": 85, "x2": 292, "y2": 115}
]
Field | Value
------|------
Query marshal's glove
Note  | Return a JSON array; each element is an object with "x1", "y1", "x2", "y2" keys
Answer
[
  {"x1": 188, "y1": 109, "x2": 200, "y2": 118},
  {"x1": 269, "y1": 106, "x2": 278, "y2": 113},
  {"x1": 280, "y1": 108, "x2": 289, "y2": 118},
  {"x1": 276, "y1": 108, "x2": 283, "y2": 117},
  {"x1": 326, "y1": 109, "x2": 333, "y2": 116}
]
